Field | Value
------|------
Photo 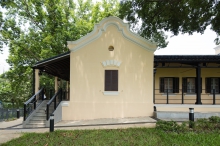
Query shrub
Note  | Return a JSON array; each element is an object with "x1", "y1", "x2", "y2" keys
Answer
[
  {"x1": 209, "y1": 116, "x2": 220, "y2": 123},
  {"x1": 156, "y1": 120, "x2": 187, "y2": 133}
]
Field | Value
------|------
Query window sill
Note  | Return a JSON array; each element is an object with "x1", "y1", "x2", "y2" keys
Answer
[
  {"x1": 161, "y1": 94, "x2": 177, "y2": 96},
  {"x1": 103, "y1": 91, "x2": 119, "y2": 96}
]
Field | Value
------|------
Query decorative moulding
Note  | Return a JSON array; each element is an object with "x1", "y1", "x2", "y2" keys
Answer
[
  {"x1": 67, "y1": 16, "x2": 157, "y2": 52},
  {"x1": 102, "y1": 60, "x2": 121, "y2": 67}
]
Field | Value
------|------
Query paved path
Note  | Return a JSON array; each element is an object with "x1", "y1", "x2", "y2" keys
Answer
[{"x1": 0, "y1": 117, "x2": 157, "y2": 144}]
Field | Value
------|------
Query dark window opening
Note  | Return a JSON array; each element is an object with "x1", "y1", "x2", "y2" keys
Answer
[{"x1": 105, "y1": 70, "x2": 118, "y2": 91}]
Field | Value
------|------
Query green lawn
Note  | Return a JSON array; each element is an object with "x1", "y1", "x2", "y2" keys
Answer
[{"x1": 2, "y1": 128, "x2": 220, "y2": 146}]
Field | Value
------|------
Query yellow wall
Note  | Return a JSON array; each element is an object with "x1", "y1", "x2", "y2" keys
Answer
[
  {"x1": 155, "y1": 67, "x2": 220, "y2": 105},
  {"x1": 63, "y1": 24, "x2": 156, "y2": 120}
]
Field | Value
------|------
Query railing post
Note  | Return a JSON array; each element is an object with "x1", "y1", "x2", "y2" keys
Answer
[
  {"x1": 54, "y1": 95, "x2": 56, "y2": 110},
  {"x1": 50, "y1": 89, "x2": 53, "y2": 99},
  {"x1": 34, "y1": 95, "x2": 36, "y2": 109},
  {"x1": 24, "y1": 104, "x2": 26, "y2": 121},
  {"x1": 213, "y1": 89, "x2": 216, "y2": 105},
  {"x1": 166, "y1": 89, "x2": 169, "y2": 104},
  {"x1": 42, "y1": 88, "x2": 45, "y2": 100},
  {"x1": 182, "y1": 84, "x2": 184, "y2": 104},
  {"x1": 60, "y1": 89, "x2": 63, "y2": 101},
  {"x1": 47, "y1": 104, "x2": 49, "y2": 120},
  {"x1": 63, "y1": 91, "x2": 66, "y2": 100}
]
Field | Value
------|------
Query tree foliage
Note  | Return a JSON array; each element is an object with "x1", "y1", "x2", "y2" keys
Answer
[
  {"x1": 0, "y1": 0, "x2": 119, "y2": 103},
  {"x1": 119, "y1": 0, "x2": 220, "y2": 48}
]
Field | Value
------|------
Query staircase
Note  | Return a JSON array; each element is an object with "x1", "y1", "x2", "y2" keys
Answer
[{"x1": 24, "y1": 100, "x2": 54, "y2": 128}]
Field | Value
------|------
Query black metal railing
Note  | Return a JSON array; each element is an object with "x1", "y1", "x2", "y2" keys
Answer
[
  {"x1": 23, "y1": 88, "x2": 44, "y2": 121},
  {"x1": 46, "y1": 88, "x2": 62, "y2": 120},
  {"x1": 154, "y1": 88, "x2": 220, "y2": 105},
  {"x1": 0, "y1": 108, "x2": 24, "y2": 121}
]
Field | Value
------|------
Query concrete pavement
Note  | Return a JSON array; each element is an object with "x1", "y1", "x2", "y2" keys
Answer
[{"x1": 0, "y1": 116, "x2": 157, "y2": 144}]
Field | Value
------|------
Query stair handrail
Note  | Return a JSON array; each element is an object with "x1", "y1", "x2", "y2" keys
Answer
[
  {"x1": 24, "y1": 87, "x2": 45, "y2": 121},
  {"x1": 46, "y1": 88, "x2": 62, "y2": 120}
]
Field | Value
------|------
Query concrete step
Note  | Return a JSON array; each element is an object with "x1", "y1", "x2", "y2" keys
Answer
[
  {"x1": 31, "y1": 117, "x2": 47, "y2": 120},
  {"x1": 35, "y1": 113, "x2": 47, "y2": 116},
  {"x1": 25, "y1": 123, "x2": 47, "y2": 128},
  {"x1": 29, "y1": 120, "x2": 47, "y2": 124},
  {"x1": 154, "y1": 111, "x2": 220, "y2": 119}
]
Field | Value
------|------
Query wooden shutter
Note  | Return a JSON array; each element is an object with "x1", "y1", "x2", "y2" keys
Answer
[
  {"x1": 111, "y1": 70, "x2": 118, "y2": 91},
  {"x1": 160, "y1": 78, "x2": 164, "y2": 93},
  {"x1": 206, "y1": 78, "x2": 211, "y2": 93},
  {"x1": 105, "y1": 70, "x2": 118, "y2": 91},
  {"x1": 173, "y1": 78, "x2": 179, "y2": 93},
  {"x1": 182, "y1": 78, "x2": 187, "y2": 93}
]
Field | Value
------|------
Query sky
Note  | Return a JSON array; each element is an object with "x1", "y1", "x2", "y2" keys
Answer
[{"x1": 0, "y1": 26, "x2": 218, "y2": 74}]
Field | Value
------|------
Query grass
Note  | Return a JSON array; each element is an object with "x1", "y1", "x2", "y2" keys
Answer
[{"x1": 2, "y1": 128, "x2": 220, "y2": 146}]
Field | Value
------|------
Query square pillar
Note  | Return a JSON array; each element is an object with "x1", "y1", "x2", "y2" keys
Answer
[
  {"x1": 35, "y1": 69, "x2": 40, "y2": 94},
  {"x1": 55, "y1": 77, "x2": 58, "y2": 93}
]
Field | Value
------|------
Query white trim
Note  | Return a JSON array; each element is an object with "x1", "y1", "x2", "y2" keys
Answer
[
  {"x1": 103, "y1": 91, "x2": 119, "y2": 96},
  {"x1": 102, "y1": 60, "x2": 122, "y2": 67},
  {"x1": 154, "y1": 104, "x2": 220, "y2": 108},
  {"x1": 68, "y1": 17, "x2": 157, "y2": 52},
  {"x1": 61, "y1": 101, "x2": 69, "y2": 107}
]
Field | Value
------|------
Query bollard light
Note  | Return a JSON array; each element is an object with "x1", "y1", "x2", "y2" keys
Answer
[
  {"x1": 189, "y1": 108, "x2": 194, "y2": 128},
  {"x1": 50, "y1": 114, "x2": 54, "y2": 132},
  {"x1": 17, "y1": 109, "x2": 20, "y2": 119}
]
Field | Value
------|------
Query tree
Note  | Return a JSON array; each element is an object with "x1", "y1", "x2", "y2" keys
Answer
[
  {"x1": 0, "y1": 0, "x2": 119, "y2": 102},
  {"x1": 119, "y1": 0, "x2": 220, "y2": 48}
]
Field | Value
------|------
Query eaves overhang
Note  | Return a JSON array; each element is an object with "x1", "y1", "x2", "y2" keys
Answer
[{"x1": 33, "y1": 52, "x2": 70, "y2": 81}]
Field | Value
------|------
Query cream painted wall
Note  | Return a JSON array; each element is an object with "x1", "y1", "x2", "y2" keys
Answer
[
  {"x1": 63, "y1": 24, "x2": 155, "y2": 120},
  {"x1": 155, "y1": 67, "x2": 220, "y2": 105}
]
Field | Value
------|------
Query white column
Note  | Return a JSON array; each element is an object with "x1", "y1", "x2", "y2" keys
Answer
[
  {"x1": 66, "y1": 81, "x2": 69, "y2": 100},
  {"x1": 35, "y1": 69, "x2": 40, "y2": 94},
  {"x1": 55, "y1": 76, "x2": 58, "y2": 93}
]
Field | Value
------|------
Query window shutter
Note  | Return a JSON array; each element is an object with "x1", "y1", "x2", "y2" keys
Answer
[
  {"x1": 182, "y1": 78, "x2": 187, "y2": 93},
  {"x1": 105, "y1": 70, "x2": 111, "y2": 91},
  {"x1": 111, "y1": 70, "x2": 118, "y2": 91},
  {"x1": 206, "y1": 78, "x2": 211, "y2": 93},
  {"x1": 160, "y1": 78, "x2": 164, "y2": 93},
  {"x1": 105, "y1": 70, "x2": 118, "y2": 91},
  {"x1": 173, "y1": 78, "x2": 179, "y2": 93}
]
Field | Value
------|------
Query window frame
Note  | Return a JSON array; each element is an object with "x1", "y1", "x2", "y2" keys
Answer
[
  {"x1": 160, "y1": 77, "x2": 179, "y2": 93},
  {"x1": 205, "y1": 77, "x2": 220, "y2": 94},
  {"x1": 182, "y1": 77, "x2": 202, "y2": 94},
  {"x1": 104, "y1": 70, "x2": 118, "y2": 92}
]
